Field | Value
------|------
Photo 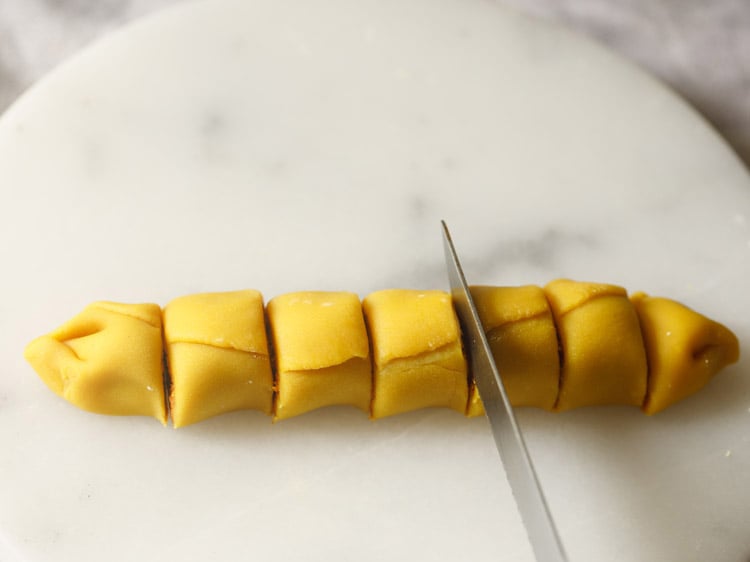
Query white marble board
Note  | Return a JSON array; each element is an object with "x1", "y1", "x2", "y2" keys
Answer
[{"x1": 0, "y1": 1, "x2": 749, "y2": 560}]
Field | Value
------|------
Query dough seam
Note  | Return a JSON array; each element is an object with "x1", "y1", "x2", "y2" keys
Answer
[
  {"x1": 377, "y1": 344, "x2": 464, "y2": 371},
  {"x1": 165, "y1": 339, "x2": 269, "y2": 359},
  {"x1": 91, "y1": 302, "x2": 161, "y2": 329},
  {"x1": 482, "y1": 308, "x2": 552, "y2": 331}
]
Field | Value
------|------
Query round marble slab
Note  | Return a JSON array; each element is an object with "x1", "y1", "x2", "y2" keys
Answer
[{"x1": 1, "y1": 1, "x2": 748, "y2": 561}]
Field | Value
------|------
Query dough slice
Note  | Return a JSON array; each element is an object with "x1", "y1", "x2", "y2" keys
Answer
[
  {"x1": 164, "y1": 290, "x2": 273, "y2": 428},
  {"x1": 544, "y1": 279, "x2": 647, "y2": 411},
  {"x1": 267, "y1": 291, "x2": 371, "y2": 420},
  {"x1": 468, "y1": 285, "x2": 560, "y2": 416},
  {"x1": 24, "y1": 301, "x2": 167, "y2": 424},
  {"x1": 364, "y1": 289, "x2": 468, "y2": 418},
  {"x1": 632, "y1": 293, "x2": 740, "y2": 414}
]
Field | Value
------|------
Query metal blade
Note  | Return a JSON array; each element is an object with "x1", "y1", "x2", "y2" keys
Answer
[{"x1": 441, "y1": 221, "x2": 568, "y2": 562}]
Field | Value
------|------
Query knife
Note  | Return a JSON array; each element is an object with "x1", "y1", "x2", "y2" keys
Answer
[{"x1": 441, "y1": 221, "x2": 568, "y2": 562}]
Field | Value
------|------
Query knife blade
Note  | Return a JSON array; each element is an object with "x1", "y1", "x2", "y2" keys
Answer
[{"x1": 441, "y1": 221, "x2": 568, "y2": 562}]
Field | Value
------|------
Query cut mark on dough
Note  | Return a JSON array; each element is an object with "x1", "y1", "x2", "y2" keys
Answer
[
  {"x1": 543, "y1": 291, "x2": 565, "y2": 411},
  {"x1": 264, "y1": 304, "x2": 280, "y2": 418},
  {"x1": 633, "y1": 303, "x2": 652, "y2": 411},
  {"x1": 161, "y1": 349, "x2": 172, "y2": 424},
  {"x1": 362, "y1": 302, "x2": 377, "y2": 418}
]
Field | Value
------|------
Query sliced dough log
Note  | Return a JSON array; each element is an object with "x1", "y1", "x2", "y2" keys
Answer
[{"x1": 23, "y1": 280, "x2": 740, "y2": 426}]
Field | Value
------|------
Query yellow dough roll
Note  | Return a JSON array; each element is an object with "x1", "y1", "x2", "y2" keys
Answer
[
  {"x1": 467, "y1": 285, "x2": 560, "y2": 417},
  {"x1": 267, "y1": 291, "x2": 371, "y2": 421},
  {"x1": 363, "y1": 289, "x2": 468, "y2": 419},
  {"x1": 544, "y1": 279, "x2": 648, "y2": 411},
  {"x1": 632, "y1": 293, "x2": 740, "y2": 414},
  {"x1": 23, "y1": 301, "x2": 167, "y2": 424},
  {"x1": 163, "y1": 290, "x2": 273, "y2": 428},
  {"x1": 23, "y1": 280, "x2": 740, "y2": 426}
]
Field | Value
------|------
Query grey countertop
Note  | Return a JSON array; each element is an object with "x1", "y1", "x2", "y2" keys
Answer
[{"x1": 1, "y1": 0, "x2": 748, "y2": 167}]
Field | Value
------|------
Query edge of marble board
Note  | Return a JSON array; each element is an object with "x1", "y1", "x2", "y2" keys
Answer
[{"x1": 0, "y1": 0, "x2": 747, "y2": 184}]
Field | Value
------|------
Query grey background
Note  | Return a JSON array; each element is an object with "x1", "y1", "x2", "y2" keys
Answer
[{"x1": 1, "y1": 0, "x2": 748, "y2": 167}]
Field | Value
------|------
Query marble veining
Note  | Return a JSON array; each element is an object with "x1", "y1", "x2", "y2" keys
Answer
[
  {"x1": 0, "y1": 1, "x2": 749, "y2": 562},
  {"x1": 0, "y1": 1, "x2": 748, "y2": 165}
]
